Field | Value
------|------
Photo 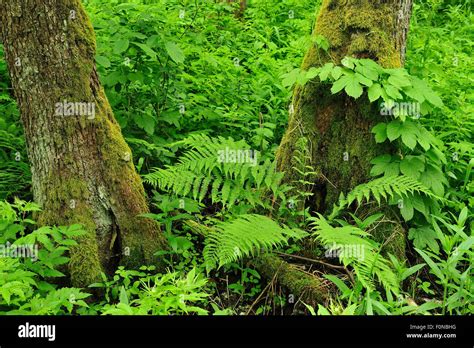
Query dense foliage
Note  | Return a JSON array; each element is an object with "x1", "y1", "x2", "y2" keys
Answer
[{"x1": 0, "y1": 0, "x2": 472, "y2": 315}]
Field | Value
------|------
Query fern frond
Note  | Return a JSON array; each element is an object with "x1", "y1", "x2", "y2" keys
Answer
[
  {"x1": 310, "y1": 214, "x2": 399, "y2": 294},
  {"x1": 344, "y1": 175, "x2": 434, "y2": 206},
  {"x1": 329, "y1": 175, "x2": 435, "y2": 220},
  {"x1": 143, "y1": 134, "x2": 289, "y2": 207},
  {"x1": 203, "y1": 214, "x2": 308, "y2": 271}
]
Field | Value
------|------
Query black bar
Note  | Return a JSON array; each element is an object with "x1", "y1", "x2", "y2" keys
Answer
[{"x1": 0, "y1": 315, "x2": 471, "y2": 347}]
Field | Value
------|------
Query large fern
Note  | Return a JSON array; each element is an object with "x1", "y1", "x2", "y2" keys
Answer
[
  {"x1": 329, "y1": 175, "x2": 435, "y2": 219},
  {"x1": 202, "y1": 214, "x2": 308, "y2": 271},
  {"x1": 310, "y1": 214, "x2": 399, "y2": 294},
  {"x1": 143, "y1": 134, "x2": 289, "y2": 207}
]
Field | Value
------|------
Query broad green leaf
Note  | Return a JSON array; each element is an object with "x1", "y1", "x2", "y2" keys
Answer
[
  {"x1": 282, "y1": 68, "x2": 301, "y2": 88},
  {"x1": 113, "y1": 39, "x2": 129, "y2": 54},
  {"x1": 341, "y1": 57, "x2": 355, "y2": 69},
  {"x1": 331, "y1": 75, "x2": 350, "y2": 94},
  {"x1": 355, "y1": 73, "x2": 373, "y2": 87},
  {"x1": 96, "y1": 55, "x2": 111, "y2": 68},
  {"x1": 305, "y1": 67, "x2": 320, "y2": 79},
  {"x1": 344, "y1": 76, "x2": 363, "y2": 99},
  {"x1": 134, "y1": 42, "x2": 157, "y2": 60},
  {"x1": 386, "y1": 121, "x2": 403, "y2": 141},
  {"x1": 331, "y1": 66, "x2": 342, "y2": 80},
  {"x1": 371, "y1": 123, "x2": 387, "y2": 143},
  {"x1": 400, "y1": 122, "x2": 419, "y2": 150},
  {"x1": 319, "y1": 63, "x2": 334, "y2": 81},
  {"x1": 420, "y1": 164, "x2": 446, "y2": 196},
  {"x1": 404, "y1": 86, "x2": 425, "y2": 103},
  {"x1": 388, "y1": 75, "x2": 411, "y2": 88},
  {"x1": 400, "y1": 156, "x2": 425, "y2": 179},
  {"x1": 423, "y1": 88, "x2": 443, "y2": 108},
  {"x1": 370, "y1": 154, "x2": 393, "y2": 176},
  {"x1": 165, "y1": 42, "x2": 185, "y2": 64},
  {"x1": 355, "y1": 64, "x2": 378, "y2": 81},
  {"x1": 384, "y1": 85, "x2": 403, "y2": 100},
  {"x1": 399, "y1": 197, "x2": 414, "y2": 221},
  {"x1": 368, "y1": 83, "x2": 383, "y2": 102},
  {"x1": 409, "y1": 227, "x2": 439, "y2": 253}
]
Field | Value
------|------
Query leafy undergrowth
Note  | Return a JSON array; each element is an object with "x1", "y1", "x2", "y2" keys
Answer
[{"x1": 0, "y1": 0, "x2": 472, "y2": 315}]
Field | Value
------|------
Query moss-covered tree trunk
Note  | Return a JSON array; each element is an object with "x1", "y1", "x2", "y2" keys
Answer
[
  {"x1": 276, "y1": 0, "x2": 412, "y2": 254},
  {"x1": 0, "y1": 0, "x2": 168, "y2": 286}
]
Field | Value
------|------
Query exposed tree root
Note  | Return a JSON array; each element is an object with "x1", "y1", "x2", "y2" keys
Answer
[
  {"x1": 184, "y1": 220, "x2": 331, "y2": 308},
  {"x1": 252, "y1": 254, "x2": 331, "y2": 308}
]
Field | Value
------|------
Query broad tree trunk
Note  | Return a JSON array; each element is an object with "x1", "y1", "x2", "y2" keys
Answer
[
  {"x1": 276, "y1": 0, "x2": 413, "y2": 255},
  {"x1": 0, "y1": 0, "x2": 168, "y2": 286}
]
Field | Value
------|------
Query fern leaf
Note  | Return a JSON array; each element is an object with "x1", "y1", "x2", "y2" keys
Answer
[
  {"x1": 203, "y1": 214, "x2": 308, "y2": 271},
  {"x1": 310, "y1": 214, "x2": 399, "y2": 294}
]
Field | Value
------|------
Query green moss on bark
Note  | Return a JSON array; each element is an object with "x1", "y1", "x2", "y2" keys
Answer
[
  {"x1": 276, "y1": 0, "x2": 412, "y2": 257},
  {"x1": 1, "y1": 0, "x2": 168, "y2": 287},
  {"x1": 253, "y1": 254, "x2": 330, "y2": 307}
]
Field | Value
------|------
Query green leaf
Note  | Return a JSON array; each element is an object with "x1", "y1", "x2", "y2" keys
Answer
[
  {"x1": 400, "y1": 122, "x2": 419, "y2": 150},
  {"x1": 417, "y1": 127, "x2": 432, "y2": 151},
  {"x1": 384, "y1": 85, "x2": 403, "y2": 100},
  {"x1": 400, "y1": 156, "x2": 425, "y2": 179},
  {"x1": 370, "y1": 154, "x2": 392, "y2": 176},
  {"x1": 319, "y1": 63, "x2": 334, "y2": 81},
  {"x1": 423, "y1": 88, "x2": 443, "y2": 108},
  {"x1": 399, "y1": 197, "x2": 414, "y2": 221},
  {"x1": 324, "y1": 274, "x2": 351, "y2": 296},
  {"x1": 355, "y1": 73, "x2": 373, "y2": 87},
  {"x1": 96, "y1": 55, "x2": 111, "y2": 68},
  {"x1": 386, "y1": 120, "x2": 419, "y2": 149},
  {"x1": 384, "y1": 162, "x2": 400, "y2": 177},
  {"x1": 368, "y1": 83, "x2": 383, "y2": 102},
  {"x1": 372, "y1": 123, "x2": 387, "y2": 144},
  {"x1": 371, "y1": 123, "x2": 387, "y2": 143},
  {"x1": 341, "y1": 57, "x2": 355, "y2": 69},
  {"x1": 458, "y1": 207, "x2": 468, "y2": 226},
  {"x1": 411, "y1": 77, "x2": 443, "y2": 107},
  {"x1": 386, "y1": 121, "x2": 403, "y2": 141},
  {"x1": 135, "y1": 114, "x2": 155, "y2": 135},
  {"x1": 165, "y1": 42, "x2": 185, "y2": 64},
  {"x1": 388, "y1": 75, "x2": 411, "y2": 88},
  {"x1": 355, "y1": 64, "x2": 379, "y2": 81},
  {"x1": 314, "y1": 34, "x2": 330, "y2": 51},
  {"x1": 409, "y1": 227, "x2": 439, "y2": 253},
  {"x1": 419, "y1": 164, "x2": 446, "y2": 196},
  {"x1": 134, "y1": 42, "x2": 157, "y2": 60},
  {"x1": 415, "y1": 249, "x2": 444, "y2": 281},
  {"x1": 113, "y1": 39, "x2": 129, "y2": 54},
  {"x1": 344, "y1": 75, "x2": 363, "y2": 99},
  {"x1": 282, "y1": 68, "x2": 302, "y2": 88},
  {"x1": 404, "y1": 86, "x2": 425, "y2": 103},
  {"x1": 331, "y1": 66, "x2": 342, "y2": 80},
  {"x1": 330, "y1": 75, "x2": 350, "y2": 94},
  {"x1": 401, "y1": 263, "x2": 425, "y2": 281},
  {"x1": 305, "y1": 67, "x2": 320, "y2": 79}
]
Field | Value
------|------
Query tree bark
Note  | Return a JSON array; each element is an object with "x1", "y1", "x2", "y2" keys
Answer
[
  {"x1": 276, "y1": 0, "x2": 412, "y2": 256},
  {"x1": 0, "y1": 0, "x2": 168, "y2": 286},
  {"x1": 225, "y1": 0, "x2": 247, "y2": 18}
]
